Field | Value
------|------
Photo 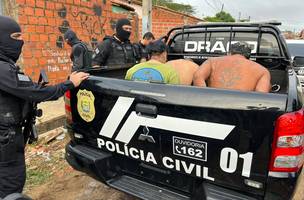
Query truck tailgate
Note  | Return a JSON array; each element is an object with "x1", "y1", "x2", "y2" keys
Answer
[{"x1": 69, "y1": 77, "x2": 287, "y2": 197}]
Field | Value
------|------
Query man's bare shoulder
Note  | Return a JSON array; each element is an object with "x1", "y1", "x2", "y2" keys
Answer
[{"x1": 249, "y1": 60, "x2": 269, "y2": 72}]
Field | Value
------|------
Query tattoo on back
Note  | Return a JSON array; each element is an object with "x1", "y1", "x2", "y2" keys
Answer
[{"x1": 219, "y1": 67, "x2": 241, "y2": 87}]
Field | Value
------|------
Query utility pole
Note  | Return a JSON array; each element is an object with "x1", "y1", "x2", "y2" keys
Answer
[
  {"x1": 142, "y1": 0, "x2": 152, "y2": 36},
  {"x1": 221, "y1": 4, "x2": 224, "y2": 12},
  {"x1": 0, "y1": 0, "x2": 3, "y2": 15},
  {"x1": 238, "y1": 12, "x2": 241, "y2": 22}
]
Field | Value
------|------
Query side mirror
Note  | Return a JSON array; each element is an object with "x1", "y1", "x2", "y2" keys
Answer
[{"x1": 293, "y1": 56, "x2": 304, "y2": 67}]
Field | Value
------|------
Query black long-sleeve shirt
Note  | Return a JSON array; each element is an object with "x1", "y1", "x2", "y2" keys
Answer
[{"x1": 0, "y1": 57, "x2": 74, "y2": 103}]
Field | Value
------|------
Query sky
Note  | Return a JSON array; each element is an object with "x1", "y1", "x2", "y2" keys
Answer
[{"x1": 174, "y1": 0, "x2": 304, "y2": 32}]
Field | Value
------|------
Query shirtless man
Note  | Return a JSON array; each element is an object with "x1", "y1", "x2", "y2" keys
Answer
[
  {"x1": 166, "y1": 59, "x2": 199, "y2": 85},
  {"x1": 193, "y1": 42, "x2": 271, "y2": 93}
]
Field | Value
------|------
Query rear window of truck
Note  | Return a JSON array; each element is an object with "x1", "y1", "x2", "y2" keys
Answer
[{"x1": 170, "y1": 31, "x2": 281, "y2": 57}]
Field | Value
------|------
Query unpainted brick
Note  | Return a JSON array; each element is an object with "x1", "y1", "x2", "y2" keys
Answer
[
  {"x1": 38, "y1": 17, "x2": 48, "y2": 25},
  {"x1": 22, "y1": 50, "x2": 32, "y2": 58},
  {"x1": 45, "y1": 26, "x2": 55, "y2": 33},
  {"x1": 24, "y1": 7, "x2": 34, "y2": 16},
  {"x1": 30, "y1": 34, "x2": 40, "y2": 42},
  {"x1": 18, "y1": 15, "x2": 28, "y2": 24},
  {"x1": 36, "y1": 0, "x2": 45, "y2": 8},
  {"x1": 35, "y1": 8, "x2": 44, "y2": 17},
  {"x1": 25, "y1": 0, "x2": 35, "y2": 7},
  {"x1": 66, "y1": 0, "x2": 73, "y2": 4},
  {"x1": 16, "y1": 0, "x2": 25, "y2": 4},
  {"x1": 39, "y1": 34, "x2": 49, "y2": 42},
  {"x1": 49, "y1": 34, "x2": 57, "y2": 42},
  {"x1": 28, "y1": 16, "x2": 39, "y2": 25},
  {"x1": 47, "y1": 18, "x2": 56, "y2": 26},
  {"x1": 46, "y1": 1, "x2": 55, "y2": 10},
  {"x1": 55, "y1": 3, "x2": 63, "y2": 9},
  {"x1": 45, "y1": 10, "x2": 54, "y2": 17},
  {"x1": 26, "y1": 25, "x2": 36, "y2": 33},
  {"x1": 23, "y1": 33, "x2": 30, "y2": 42},
  {"x1": 33, "y1": 50, "x2": 43, "y2": 57},
  {"x1": 36, "y1": 25, "x2": 45, "y2": 33}
]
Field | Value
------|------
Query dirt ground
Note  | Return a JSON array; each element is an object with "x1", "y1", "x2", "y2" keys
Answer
[
  {"x1": 24, "y1": 130, "x2": 304, "y2": 200},
  {"x1": 24, "y1": 131, "x2": 137, "y2": 200}
]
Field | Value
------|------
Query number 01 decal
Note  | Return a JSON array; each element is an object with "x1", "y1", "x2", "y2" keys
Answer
[{"x1": 220, "y1": 148, "x2": 253, "y2": 177}]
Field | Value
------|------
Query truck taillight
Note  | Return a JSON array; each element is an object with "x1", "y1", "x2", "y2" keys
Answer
[
  {"x1": 65, "y1": 90, "x2": 73, "y2": 124},
  {"x1": 269, "y1": 109, "x2": 304, "y2": 172}
]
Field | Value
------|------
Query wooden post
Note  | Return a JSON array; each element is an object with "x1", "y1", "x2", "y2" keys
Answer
[
  {"x1": 0, "y1": 0, "x2": 3, "y2": 15},
  {"x1": 142, "y1": 0, "x2": 152, "y2": 36}
]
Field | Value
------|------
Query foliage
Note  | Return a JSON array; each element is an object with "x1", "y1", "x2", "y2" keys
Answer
[
  {"x1": 204, "y1": 11, "x2": 235, "y2": 22},
  {"x1": 26, "y1": 168, "x2": 51, "y2": 188},
  {"x1": 152, "y1": 0, "x2": 195, "y2": 15}
]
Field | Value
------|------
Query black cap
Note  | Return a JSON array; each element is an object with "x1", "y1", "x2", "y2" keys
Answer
[{"x1": 146, "y1": 40, "x2": 167, "y2": 55}]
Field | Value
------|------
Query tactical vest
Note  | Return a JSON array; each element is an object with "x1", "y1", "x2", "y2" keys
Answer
[
  {"x1": 0, "y1": 60, "x2": 27, "y2": 128},
  {"x1": 78, "y1": 42, "x2": 93, "y2": 68},
  {"x1": 71, "y1": 42, "x2": 93, "y2": 69},
  {"x1": 0, "y1": 91, "x2": 23, "y2": 126},
  {"x1": 0, "y1": 64, "x2": 23, "y2": 127},
  {"x1": 105, "y1": 38, "x2": 139, "y2": 69}
]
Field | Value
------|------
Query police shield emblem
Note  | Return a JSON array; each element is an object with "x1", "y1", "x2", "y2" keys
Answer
[{"x1": 77, "y1": 89, "x2": 96, "y2": 122}]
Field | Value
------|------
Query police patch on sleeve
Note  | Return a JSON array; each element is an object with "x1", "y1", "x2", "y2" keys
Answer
[
  {"x1": 77, "y1": 89, "x2": 96, "y2": 122},
  {"x1": 17, "y1": 74, "x2": 31, "y2": 82}
]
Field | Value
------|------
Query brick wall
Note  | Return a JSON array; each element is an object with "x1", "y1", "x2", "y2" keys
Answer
[
  {"x1": 4, "y1": 0, "x2": 138, "y2": 84},
  {"x1": 2, "y1": 1, "x2": 200, "y2": 84},
  {"x1": 138, "y1": 6, "x2": 203, "y2": 39}
]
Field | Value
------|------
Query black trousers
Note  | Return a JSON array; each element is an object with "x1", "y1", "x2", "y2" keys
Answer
[{"x1": 0, "y1": 127, "x2": 26, "y2": 198}]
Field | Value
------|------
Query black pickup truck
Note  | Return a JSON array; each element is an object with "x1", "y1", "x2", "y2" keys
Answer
[{"x1": 64, "y1": 22, "x2": 304, "y2": 200}]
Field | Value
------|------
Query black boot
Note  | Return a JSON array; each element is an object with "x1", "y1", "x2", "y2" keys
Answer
[{"x1": 2, "y1": 193, "x2": 32, "y2": 200}]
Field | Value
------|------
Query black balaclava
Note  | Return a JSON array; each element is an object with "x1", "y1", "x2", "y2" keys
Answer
[
  {"x1": 115, "y1": 18, "x2": 131, "y2": 42},
  {"x1": 0, "y1": 15, "x2": 24, "y2": 62},
  {"x1": 64, "y1": 29, "x2": 80, "y2": 47}
]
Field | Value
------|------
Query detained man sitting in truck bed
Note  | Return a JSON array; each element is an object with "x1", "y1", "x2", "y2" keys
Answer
[
  {"x1": 166, "y1": 59, "x2": 199, "y2": 85},
  {"x1": 125, "y1": 40, "x2": 180, "y2": 84},
  {"x1": 193, "y1": 42, "x2": 271, "y2": 93}
]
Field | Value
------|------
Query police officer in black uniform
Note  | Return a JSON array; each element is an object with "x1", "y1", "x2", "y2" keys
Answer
[
  {"x1": 0, "y1": 15, "x2": 89, "y2": 199},
  {"x1": 64, "y1": 29, "x2": 92, "y2": 71},
  {"x1": 92, "y1": 18, "x2": 139, "y2": 69},
  {"x1": 134, "y1": 31, "x2": 155, "y2": 62}
]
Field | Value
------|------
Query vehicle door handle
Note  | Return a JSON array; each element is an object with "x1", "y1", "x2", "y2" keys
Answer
[{"x1": 135, "y1": 104, "x2": 157, "y2": 117}]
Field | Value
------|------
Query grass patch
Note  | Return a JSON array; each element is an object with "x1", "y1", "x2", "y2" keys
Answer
[{"x1": 26, "y1": 168, "x2": 51, "y2": 188}]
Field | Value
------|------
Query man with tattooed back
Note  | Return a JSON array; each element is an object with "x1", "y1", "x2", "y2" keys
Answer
[{"x1": 193, "y1": 42, "x2": 271, "y2": 93}]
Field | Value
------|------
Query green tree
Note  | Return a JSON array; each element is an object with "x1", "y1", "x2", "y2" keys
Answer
[
  {"x1": 152, "y1": 0, "x2": 195, "y2": 15},
  {"x1": 204, "y1": 11, "x2": 235, "y2": 22}
]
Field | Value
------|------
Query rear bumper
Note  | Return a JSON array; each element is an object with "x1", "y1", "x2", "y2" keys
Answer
[
  {"x1": 65, "y1": 142, "x2": 113, "y2": 183},
  {"x1": 66, "y1": 142, "x2": 260, "y2": 200}
]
